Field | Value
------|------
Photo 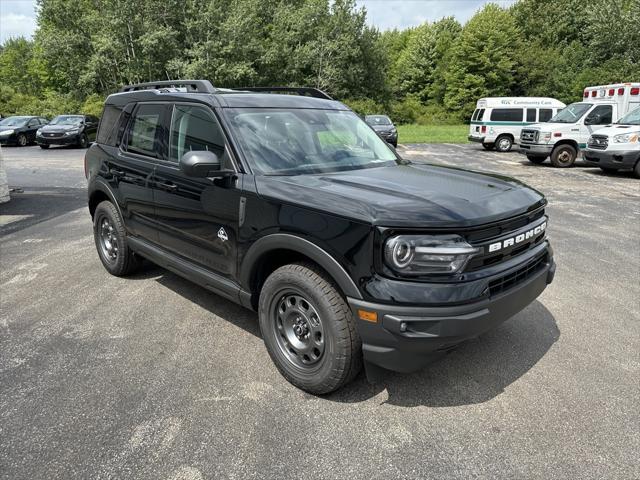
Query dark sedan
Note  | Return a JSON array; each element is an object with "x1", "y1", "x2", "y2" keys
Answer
[
  {"x1": 36, "y1": 114, "x2": 100, "y2": 149},
  {"x1": 365, "y1": 114, "x2": 398, "y2": 147},
  {"x1": 0, "y1": 116, "x2": 49, "y2": 146}
]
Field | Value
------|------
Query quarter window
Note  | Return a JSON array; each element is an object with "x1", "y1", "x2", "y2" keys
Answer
[
  {"x1": 526, "y1": 109, "x2": 536, "y2": 122},
  {"x1": 490, "y1": 108, "x2": 523, "y2": 122},
  {"x1": 169, "y1": 104, "x2": 225, "y2": 163},
  {"x1": 539, "y1": 109, "x2": 553, "y2": 122},
  {"x1": 126, "y1": 104, "x2": 164, "y2": 157}
]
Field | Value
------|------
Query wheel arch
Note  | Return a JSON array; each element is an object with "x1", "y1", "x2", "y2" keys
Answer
[
  {"x1": 552, "y1": 139, "x2": 579, "y2": 151},
  {"x1": 240, "y1": 234, "x2": 363, "y2": 308},
  {"x1": 88, "y1": 181, "x2": 122, "y2": 219}
]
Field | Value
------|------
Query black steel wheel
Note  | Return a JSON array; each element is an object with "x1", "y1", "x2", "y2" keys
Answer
[
  {"x1": 93, "y1": 201, "x2": 141, "y2": 276},
  {"x1": 259, "y1": 263, "x2": 362, "y2": 394}
]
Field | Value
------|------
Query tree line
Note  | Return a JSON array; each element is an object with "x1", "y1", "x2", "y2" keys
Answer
[{"x1": 1, "y1": 0, "x2": 638, "y2": 123}]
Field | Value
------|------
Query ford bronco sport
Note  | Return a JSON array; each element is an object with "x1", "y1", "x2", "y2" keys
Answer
[{"x1": 86, "y1": 80, "x2": 556, "y2": 394}]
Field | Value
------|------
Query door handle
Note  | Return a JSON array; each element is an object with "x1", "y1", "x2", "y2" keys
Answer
[{"x1": 160, "y1": 182, "x2": 178, "y2": 192}]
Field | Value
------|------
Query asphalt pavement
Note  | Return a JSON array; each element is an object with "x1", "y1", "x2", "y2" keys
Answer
[{"x1": 1, "y1": 143, "x2": 638, "y2": 479}]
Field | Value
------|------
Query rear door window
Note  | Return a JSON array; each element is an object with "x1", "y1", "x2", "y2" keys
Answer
[
  {"x1": 539, "y1": 109, "x2": 553, "y2": 122},
  {"x1": 126, "y1": 104, "x2": 165, "y2": 157},
  {"x1": 490, "y1": 108, "x2": 523, "y2": 122}
]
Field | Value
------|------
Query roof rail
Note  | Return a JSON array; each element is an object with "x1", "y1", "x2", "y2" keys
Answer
[
  {"x1": 119, "y1": 80, "x2": 216, "y2": 93},
  {"x1": 238, "y1": 86, "x2": 333, "y2": 100}
]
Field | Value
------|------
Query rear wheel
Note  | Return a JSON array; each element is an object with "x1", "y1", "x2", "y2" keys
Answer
[
  {"x1": 527, "y1": 155, "x2": 546, "y2": 164},
  {"x1": 93, "y1": 201, "x2": 141, "y2": 276},
  {"x1": 550, "y1": 144, "x2": 577, "y2": 168},
  {"x1": 495, "y1": 135, "x2": 513, "y2": 152},
  {"x1": 259, "y1": 263, "x2": 362, "y2": 394},
  {"x1": 482, "y1": 142, "x2": 494, "y2": 151}
]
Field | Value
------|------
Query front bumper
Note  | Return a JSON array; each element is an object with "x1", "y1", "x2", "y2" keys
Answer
[
  {"x1": 0, "y1": 135, "x2": 18, "y2": 145},
  {"x1": 378, "y1": 132, "x2": 397, "y2": 144},
  {"x1": 518, "y1": 143, "x2": 553, "y2": 156},
  {"x1": 348, "y1": 246, "x2": 555, "y2": 373},
  {"x1": 37, "y1": 134, "x2": 80, "y2": 146},
  {"x1": 583, "y1": 149, "x2": 639, "y2": 169}
]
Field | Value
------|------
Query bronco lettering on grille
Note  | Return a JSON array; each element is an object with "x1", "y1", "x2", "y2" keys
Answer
[{"x1": 488, "y1": 222, "x2": 546, "y2": 253}]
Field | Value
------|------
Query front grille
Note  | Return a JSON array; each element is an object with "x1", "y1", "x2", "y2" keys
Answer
[
  {"x1": 488, "y1": 253, "x2": 548, "y2": 296},
  {"x1": 588, "y1": 134, "x2": 608, "y2": 150},
  {"x1": 44, "y1": 132, "x2": 62, "y2": 137},
  {"x1": 520, "y1": 129, "x2": 537, "y2": 143}
]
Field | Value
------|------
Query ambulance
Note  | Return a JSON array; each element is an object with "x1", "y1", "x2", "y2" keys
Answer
[
  {"x1": 468, "y1": 97, "x2": 565, "y2": 152},
  {"x1": 519, "y1": 83, "x2": 640, "y2": 167}
]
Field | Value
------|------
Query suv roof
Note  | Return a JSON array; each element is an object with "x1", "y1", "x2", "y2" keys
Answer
[{"x1": 109, "y1": 80, "x2": 347, "y2": 110}]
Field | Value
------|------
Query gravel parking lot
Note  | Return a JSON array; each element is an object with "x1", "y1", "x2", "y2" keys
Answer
[{"x1": 1, "y1": 143, "x2": 638, "y2": 479}]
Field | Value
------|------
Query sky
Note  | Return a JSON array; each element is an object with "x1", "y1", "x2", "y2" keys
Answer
[{"x1": 0, "y1": 0, "x2": 518, "y2": 43}]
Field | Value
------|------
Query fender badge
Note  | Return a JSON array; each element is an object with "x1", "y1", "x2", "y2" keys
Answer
[{"x1": 218, "y1": 227, "x2": 228, "y2": 242}]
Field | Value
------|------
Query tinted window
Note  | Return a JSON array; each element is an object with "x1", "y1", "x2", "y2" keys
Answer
[
  {"x1": 526, "y1": 109, "x2": 536, "y2": 122},
  {"x1": 471, "y1": 109, "x2": 479, "y2": 121},
  {"x1": 490, "y1": 108, "x2": 523, "y2": 122},
  {"x1": 97, "y1": 105, "x2": 124, "y2": 146},
  {"x1": 365, "y1": 115, "x2": 392, "y2": 126},
  {"x1": 126, "y1": 104, "x2": 164, "y2": 156},
  {"x1": 476, "y1": 108, "x2": 485, "y2": 121},
  {"x1": 539, "y1": 109, "x2": 553, "y2": 122},
  {"x1": 587, "y1": 105, "x2": 613, "y2": 125},
  {"x1": 170, "y1": 104, "x2": 225, "y2": 163},
  {"x1": 28, "y1": 118, "x2": 39, "y2": 127}
]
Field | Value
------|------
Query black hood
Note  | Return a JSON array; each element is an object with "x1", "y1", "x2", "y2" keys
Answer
[
  {"x1": 39, "y1": 124, "x2": 79, "y2": 133},
  {"x1": 370, "y1": 124, "x2": 394, "y2": 132},
  {"x1": 0, "y1": 125, "x2": 22, "y2": 132},
  {"x1": 254, "y1": 163, "x2": 545, "y2": 228}
]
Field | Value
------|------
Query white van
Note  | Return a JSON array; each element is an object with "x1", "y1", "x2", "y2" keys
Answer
[
  {"x1": 468, "y1": 97, "x2": 566, "y2": 152},
  {"x1": 583, "y1": 106, "x2": 640, "y2": 178},
  {"x1": 519, "y1": 83, "x2": 640, "y2": 167}
]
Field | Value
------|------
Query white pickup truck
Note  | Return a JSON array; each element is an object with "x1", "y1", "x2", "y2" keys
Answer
[
  {"x1": 519, "y1": 83, "x2": 640, "y2": 167},
  {"x1": 583, "y1": 106, "x2": 640, "y2": 178}
]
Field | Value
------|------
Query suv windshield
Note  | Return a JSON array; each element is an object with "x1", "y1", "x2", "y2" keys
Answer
[
  {"x1": 365, "y1": 115, "x2": 392, "y2": 126},
  {"x1": 0, "y1": 116, "x2": 29, "y2": 127},
  {"x1": 50, "y1": 115, "x2": 83, "y2": 125},
  {"x1": 616, "y1": 107, "x2": 640, "y2": 125},
  {"x1": 225, "y1": 109, "x2": 400, "y2": 175},
  {"x1": 548, "y1": 103, "x2": 592, "y2": 123}
]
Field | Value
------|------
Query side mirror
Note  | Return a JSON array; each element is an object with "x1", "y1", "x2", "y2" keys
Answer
[
  {"x1": 180, "y1": 150, "x2": 230, "y2": 178},
  {"x1": 585, "y1": 113, "x2": 601, "y2": 125}
]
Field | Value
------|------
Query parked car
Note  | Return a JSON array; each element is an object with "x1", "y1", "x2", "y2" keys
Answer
[
  {"x1": 519, "y1": 83, "x2": 640, "y2": 167},
  {"x1": 36, "y1": 114, "x2": 100, "y2": 149},
  {"x1": 86, "y1": 80, "x2": 555, "y2": 394},
  {"x1": 584, "y1": 106, "x2": 640, "y2": 177},
  {"x1": 0, "y1": 116, "x2": 49, "y2": 146},
  {"x1": 365, "y1": 115, "x2": 398, "y2": 147},
  {"x1": 468, "y1": 97, "x2": 566, "y2": 152}
]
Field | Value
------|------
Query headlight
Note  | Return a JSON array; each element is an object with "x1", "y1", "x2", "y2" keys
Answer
[
  {"x1": 539, "y1": 132, "x2": 552, "y2": 143},
  {"x1": 64, "y1": 129, "x2": 80, "y2": 135},
  {"x1": 36, "y1": 129, "x2": 43, "y2": 136},
  {"x1": 0, "y1": 129, "x2": 14, "y2": 136},
  {"x1": 384, "y1": 234, "x2": 480, "y2": 276},
  {"x1": 612, "y1": 131, "x2": 640, "y2": 143},
  {"x1": 390, "y1": 128, "x2": 397, "y2": 134}
]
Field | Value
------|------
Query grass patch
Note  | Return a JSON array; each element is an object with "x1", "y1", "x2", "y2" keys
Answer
[{"x1": 397, "y1": 124, "x2": 469, "y2": 144}]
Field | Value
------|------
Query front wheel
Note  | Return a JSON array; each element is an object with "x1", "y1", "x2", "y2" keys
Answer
[
  {"x1": 78, "y1": 133, "x2": 88, "y2": 148},
  {"x1": 17, "y1": 134, "x2": 28, "y2": 147},
  {"x1": 259, "y1": 263, "x2": 362, "y2": 394},
  {"x1": 634, "y1": 160, "x2": 640, "y2": 179},
  {"x1": 495, "y1": 135, "x2": 513, "y2": 152},
  {"x1": 550, "y1": 144, "x2": 577, "y2": 168}
]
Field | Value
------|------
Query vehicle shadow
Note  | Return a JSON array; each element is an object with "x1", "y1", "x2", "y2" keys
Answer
[{"x1": 327, "y1": 300, "x2": 559, "y2": 408}]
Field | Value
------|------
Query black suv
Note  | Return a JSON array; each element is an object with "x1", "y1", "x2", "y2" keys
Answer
[
  {"x1": 37, "y1": 114, "x2": 100, "y2": 149},
  {"x1": 86, "y1": 80, "x2": 555, "y2": 394}
]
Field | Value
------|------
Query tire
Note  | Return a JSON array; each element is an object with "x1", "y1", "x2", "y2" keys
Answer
[
  {"x1": 93, "y1": 200, "x2": 141, "y2": 276},
  {"x1": 527, "y1": 155, "x2": 546, "y2": 164},
  {"x1": 634, "y1": 160, "x2": 640, "y2": 179},
  {"x1": 78, "y1": 133, "x2": 88, "y2": 148},
  {"x1": 17, "y1": 134, "x2": 27, "y2": 147},
  {"x1": 550, "y1": 144, "x2": 577, "y2": 168},
  {"x1": 482, "y1": 143, "x2": 494, "y2": 151},
  {"x1": 259, "y1": 262, "x2": 362, "y2": 394},
  {"x1": 494, "y1": 135, "x2": 513, "y2": 152},
  {"x1": 39, "y1": 144, "x2": 50, "y2": 149},
  {"x1": 599, "y1": 167, "x2": 617, "y2": 174}
]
